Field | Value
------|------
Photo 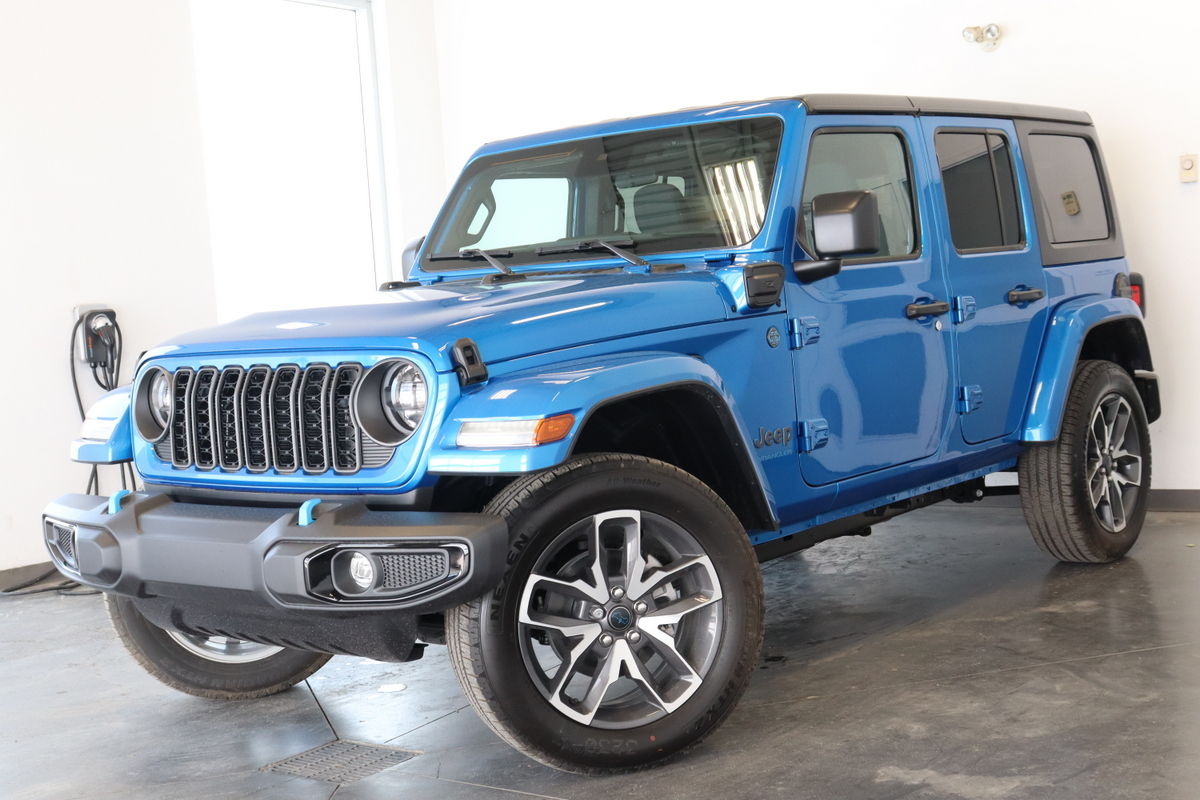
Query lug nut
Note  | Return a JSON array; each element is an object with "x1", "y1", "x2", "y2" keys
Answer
[
  {"x1": 628, "y1": 631, "x2": 641, "y2": 643},
  {"x1": 590, "y1": 607, "x2": 605, "y2": 620},
  {"x1": 633, "y1": 601, "x2": 647, "y2": 614},
  {"x1": 611, "y1": 586, "x2": 625, "y2": 600},
  {"x1": 600, "y1": 634, "x2": 614, "y2": 647}
]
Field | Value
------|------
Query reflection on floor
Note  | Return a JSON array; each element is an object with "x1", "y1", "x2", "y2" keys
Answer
[{"x1": 4, "y1": 502, "x2": 1199, "y2": 799}]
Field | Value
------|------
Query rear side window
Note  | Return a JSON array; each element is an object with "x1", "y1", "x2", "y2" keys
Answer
[
  {"x1": 801, "y1": 131, "x2": 916, "y2": 260},
  {"x1": 935, "y1": 132, "x2": 1022, "y2": 251},
  {"x1": 1026, "y1": 134, "x2": 1110, "y2": 243}
]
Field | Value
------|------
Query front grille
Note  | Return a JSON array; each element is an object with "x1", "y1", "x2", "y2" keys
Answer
[{"x1": 154, "y1": 363, "x2": 395, "y2": 475}]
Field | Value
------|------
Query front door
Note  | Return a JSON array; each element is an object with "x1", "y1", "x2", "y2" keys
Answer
[
  {"x1": 921, "y1": 118, "x2": 1048, "y2": 444},
  {"x1": 789, "y1": 118, "x2": 952, "y2": 486}
]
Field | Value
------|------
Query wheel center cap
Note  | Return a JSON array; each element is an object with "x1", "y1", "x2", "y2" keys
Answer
[
  {"x1": 1103, "y1": 453, "x2": 1114, "y2": 472},
  {"x1": 607, "y1": 606, "x2": 633, "y2": 631}
]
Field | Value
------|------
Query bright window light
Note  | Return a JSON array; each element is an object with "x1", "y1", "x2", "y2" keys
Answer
[{"x1": 705, "y1": 158, "x2": 766, "y2": 245}]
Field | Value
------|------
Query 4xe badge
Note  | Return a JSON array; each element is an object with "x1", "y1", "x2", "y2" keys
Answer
[{"x1": 753, "y1": 425, "x2": 793, "y2": 449}]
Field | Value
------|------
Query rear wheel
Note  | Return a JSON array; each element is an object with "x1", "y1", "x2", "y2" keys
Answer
[
  {"x1": 447, "y1": 453, "x2": 764, "y2": 772},
  {"x1": 105, "y1": 594, "x2": 330, "y2": 699},
  {"x1": 1019, "y1": 360, "x2": 1152, "y2": 563}
]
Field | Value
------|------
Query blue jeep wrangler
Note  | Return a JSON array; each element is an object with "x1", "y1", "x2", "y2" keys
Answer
[{"x1": 43, "y1": 94, "x2": 1158, "y2": 772}]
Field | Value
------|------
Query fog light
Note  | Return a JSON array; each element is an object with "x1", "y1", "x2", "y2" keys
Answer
[
  {"x1": 330, "y1": 549, "x2": 378, "y2": 597},
  {"x1": 348, "y1": 551, "x2": 375, "y2": 590}
]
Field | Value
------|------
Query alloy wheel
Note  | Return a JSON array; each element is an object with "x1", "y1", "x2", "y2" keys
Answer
[
  {"x1": 164, "y1": 630, "x2": 286, "y2": 664},
  {"x1": 1087, "y1": 393, "x2": 1143, "y2": 533},
  {"x1": 517, "y1": 509, "x2": 723, "y2": 729}
]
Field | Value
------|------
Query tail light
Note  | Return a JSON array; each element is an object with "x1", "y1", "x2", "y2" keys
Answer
[
  {"x1": 1114, "y1": 272, "x2": 1147, "y2": 316},
  {"x1": 1130, "y1": 272, "x2": 1146, "y2": 315}
]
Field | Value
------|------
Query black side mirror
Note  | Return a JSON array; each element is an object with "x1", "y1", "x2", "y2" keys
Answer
[
  {"x1": 793, "y1": 190, "x2": 879, "y2": 284},
  {"x1": 400, "y1": 236, "x2": 426, "y2": 275},
  {"x1": 812, "y1": 190, "x2": 879, "y2": 257}
]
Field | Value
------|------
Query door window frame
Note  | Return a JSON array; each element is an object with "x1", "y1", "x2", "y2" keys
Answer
[
  {"x1": 933, "y1": 126, "x2": 1028, "y2": 256},
  {"x1": 797, "y1": 125, "x2": 923, "y2": 267}
]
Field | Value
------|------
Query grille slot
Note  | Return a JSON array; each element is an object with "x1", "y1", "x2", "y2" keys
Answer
[
  {"x1": 299, "y1": 365, "x2": 332, "y2": 473},
  {"x1": 269, "y1": 366, "x2": 301, "y2": 473},
  {"x1": 190, "y1": 366, "x2": 219, "y2": 470},
  {"x1": 241, "y1": 366, "x2": 271, "y2": 472},
  {"x1": 154, "y1": 363, "x2": 395, "y2": 476},
  {"x1": 216, "y1": 367, "x2": 244, "y2": 471},
  {"x1": 331, "y1": 364, "x2": 362, "y2": 473},
  {"x1": 170, "y1": 368, "x2": 194, "y2": 467}
]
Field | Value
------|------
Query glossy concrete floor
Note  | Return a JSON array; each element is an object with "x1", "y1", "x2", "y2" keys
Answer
[{"x1": 4, "y1": 502, "x2": 1199, "y2": 800}]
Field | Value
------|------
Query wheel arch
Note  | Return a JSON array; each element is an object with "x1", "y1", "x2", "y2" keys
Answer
[
  {"x1": 426, "y1": 353, "x2": 777, "y2": 531},
  {"x1": 569, "y1": 382, "x2": 777, "y2": 532},
  {"x1": 1021, "y1": 296, "x2": 1158, "y2": 442}
]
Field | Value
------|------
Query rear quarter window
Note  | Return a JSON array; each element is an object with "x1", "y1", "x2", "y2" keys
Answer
[{"x1": 1026, "y1": 134, "x2": 1110, "y2": 243}]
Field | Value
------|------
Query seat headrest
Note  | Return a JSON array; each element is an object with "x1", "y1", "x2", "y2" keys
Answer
[{"x1": 632, "y1": 183, "x2": 689, "y2": 235}]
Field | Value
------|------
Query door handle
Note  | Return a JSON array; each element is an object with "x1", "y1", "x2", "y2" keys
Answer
[
  {"x1": 1006, "y1": 287, "x2": 1045, "y2": 305},
  {"x1": 905, "y1": 300, "x2": 951, "y2": 319}
]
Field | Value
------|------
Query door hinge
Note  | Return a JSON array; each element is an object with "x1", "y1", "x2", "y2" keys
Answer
[
  {"x1": 788, "y1": 316, "x2": 821, "y2": 349},
  {"x1": 956, "y1": 385, "x2": 983, "y2": 414},
  {"x1": 799, "y1": 418, "x2": 830, "y2": 452},
  {"x1": 952, "y1": 295, "x2": 977, "y2": 324}
]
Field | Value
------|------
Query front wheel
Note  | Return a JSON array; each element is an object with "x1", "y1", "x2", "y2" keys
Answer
[
  {"x1": 1019, "y1": 360, "x2": 1152, "y2": 563},
  {"x1": 447, "y1": 453, "x2": 764, "y2": 773},
  {"x1": 106, "y1": 594, "x2": 331, "y2": 699}
]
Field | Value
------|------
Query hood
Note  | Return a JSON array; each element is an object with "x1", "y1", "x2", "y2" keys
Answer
[{"x1": 150, "y1": 272, "x2": 734, "y2": 371}]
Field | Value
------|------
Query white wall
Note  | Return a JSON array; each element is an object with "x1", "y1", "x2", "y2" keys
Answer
[
  {"x1": 0, "y1": 0, "x2": 218, "y2": 570},
  {"x1": 426, "y1": 0, "x2": 1200, "y2": 489},
  {"x1": 2, "y1": 0, "x2": 1195, "y2": 573}
]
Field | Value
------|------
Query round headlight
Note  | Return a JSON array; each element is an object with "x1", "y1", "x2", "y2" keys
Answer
[
  {"x1": 148, "y1": 370, "x2": 172, "y2": 428},
  {"x1": 354, "y1": 358, "x2": 430, "y2": 446},
  {"x1": 383, "y1": 361, "x2": 427, "y2": 431},
  {"x1": 133, "y1": 367, "x2": 172, "y2": 442}
]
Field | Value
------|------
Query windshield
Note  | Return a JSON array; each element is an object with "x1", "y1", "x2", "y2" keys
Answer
[{"x1": 422, "y1": 117, "x2": 783, "y2": 269}]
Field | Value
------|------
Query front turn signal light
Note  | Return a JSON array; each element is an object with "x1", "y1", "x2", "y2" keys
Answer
[{"x1": 533, "y1": 413, "x2": 575, "y2": 444}]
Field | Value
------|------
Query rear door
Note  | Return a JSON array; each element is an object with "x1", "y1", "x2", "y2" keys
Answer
[{"x1": 921, "y1": 118, "x2": 1048, "y2": 443}]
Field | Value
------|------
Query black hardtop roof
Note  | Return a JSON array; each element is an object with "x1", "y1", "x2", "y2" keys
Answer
[{"x1": 795, "y1": 94, "x2": 1092, "y2": 125}]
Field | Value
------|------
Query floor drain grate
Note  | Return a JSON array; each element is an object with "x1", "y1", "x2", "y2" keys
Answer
[{"x1": 264, "y1": 739, "x2": 418, "y2": 784}]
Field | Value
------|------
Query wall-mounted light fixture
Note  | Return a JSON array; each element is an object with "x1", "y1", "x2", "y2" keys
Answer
[{"x1": 963, "y1": 23, "x2": 1002, "y2": 51}]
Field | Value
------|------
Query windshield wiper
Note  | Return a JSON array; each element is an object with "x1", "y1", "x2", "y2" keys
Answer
[
  {"x1": 536, "y1": 239, "x2": 648, "y2": 267},
  {"x1": 427, "y1": 248, "x2": 526, "y2": 283}
]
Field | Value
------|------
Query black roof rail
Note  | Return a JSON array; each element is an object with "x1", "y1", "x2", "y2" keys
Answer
[{"x1": 795, "y1": 94, "x2": 1092, "y2": 125}]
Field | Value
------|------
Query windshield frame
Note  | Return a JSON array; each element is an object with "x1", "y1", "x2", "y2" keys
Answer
[{"x1": 416, "y1": 114, "x2": 787, "y2": 274}]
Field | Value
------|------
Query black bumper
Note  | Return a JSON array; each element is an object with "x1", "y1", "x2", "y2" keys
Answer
[{"x1": 41, "y1": 492, "x2": 507, "y2": 662}]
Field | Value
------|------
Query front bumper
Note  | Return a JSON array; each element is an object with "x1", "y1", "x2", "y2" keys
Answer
[{"x1": 41, "y1": 492, "x2": 507, "y2": 661}]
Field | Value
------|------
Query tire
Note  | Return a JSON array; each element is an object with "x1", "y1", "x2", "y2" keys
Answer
[
  {"x1": 1019, "y1": 360, "x2": 1152, "y2": 563},
  {"x1": 105, "y1": 593, "x2": 331, "y2": 699},
  {"x1": 447, "y1": 453, "x2": 764, "y2": 773}
]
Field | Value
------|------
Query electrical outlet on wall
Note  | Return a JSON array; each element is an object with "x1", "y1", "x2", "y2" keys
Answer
[
  {"x1": 1181, "y1": 154, "x2": 1198, "y2": 183},
  {"x1": 73, "y1": 304, "x2": 117, "y2": 365}
]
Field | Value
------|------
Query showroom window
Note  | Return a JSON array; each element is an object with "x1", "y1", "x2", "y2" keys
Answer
[
  {"x1": 800, "y1": 131, "x2": 917, "y2": 260},
  {"x1": 1026, "y1": 134, "x2": 1111, "y2": 244},
  {"x1": 935, "y1": 131, "x2": 1023, "y2": 251},
  {"x1": 189, "y1": 0, "x2": 392, "y2": 320}
]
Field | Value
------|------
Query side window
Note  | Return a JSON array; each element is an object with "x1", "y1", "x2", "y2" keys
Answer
[
  {"x1": 801, "y1": 132, "x2": 916, "y2": 260},
  {"x1": 935, "y1": 131, "x2": 1023, "y2": 250},
  {"x1": 473, "y1": 177, "x2": 571, "y2": 249},
  {"x1": 1026, "y1": 134, "x2": 1110, "y2": 243}
]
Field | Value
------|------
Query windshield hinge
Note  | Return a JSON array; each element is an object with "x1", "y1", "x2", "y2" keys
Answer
[{"x1": 452, "y1": 339, "x2": 489, "y2": 386}]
